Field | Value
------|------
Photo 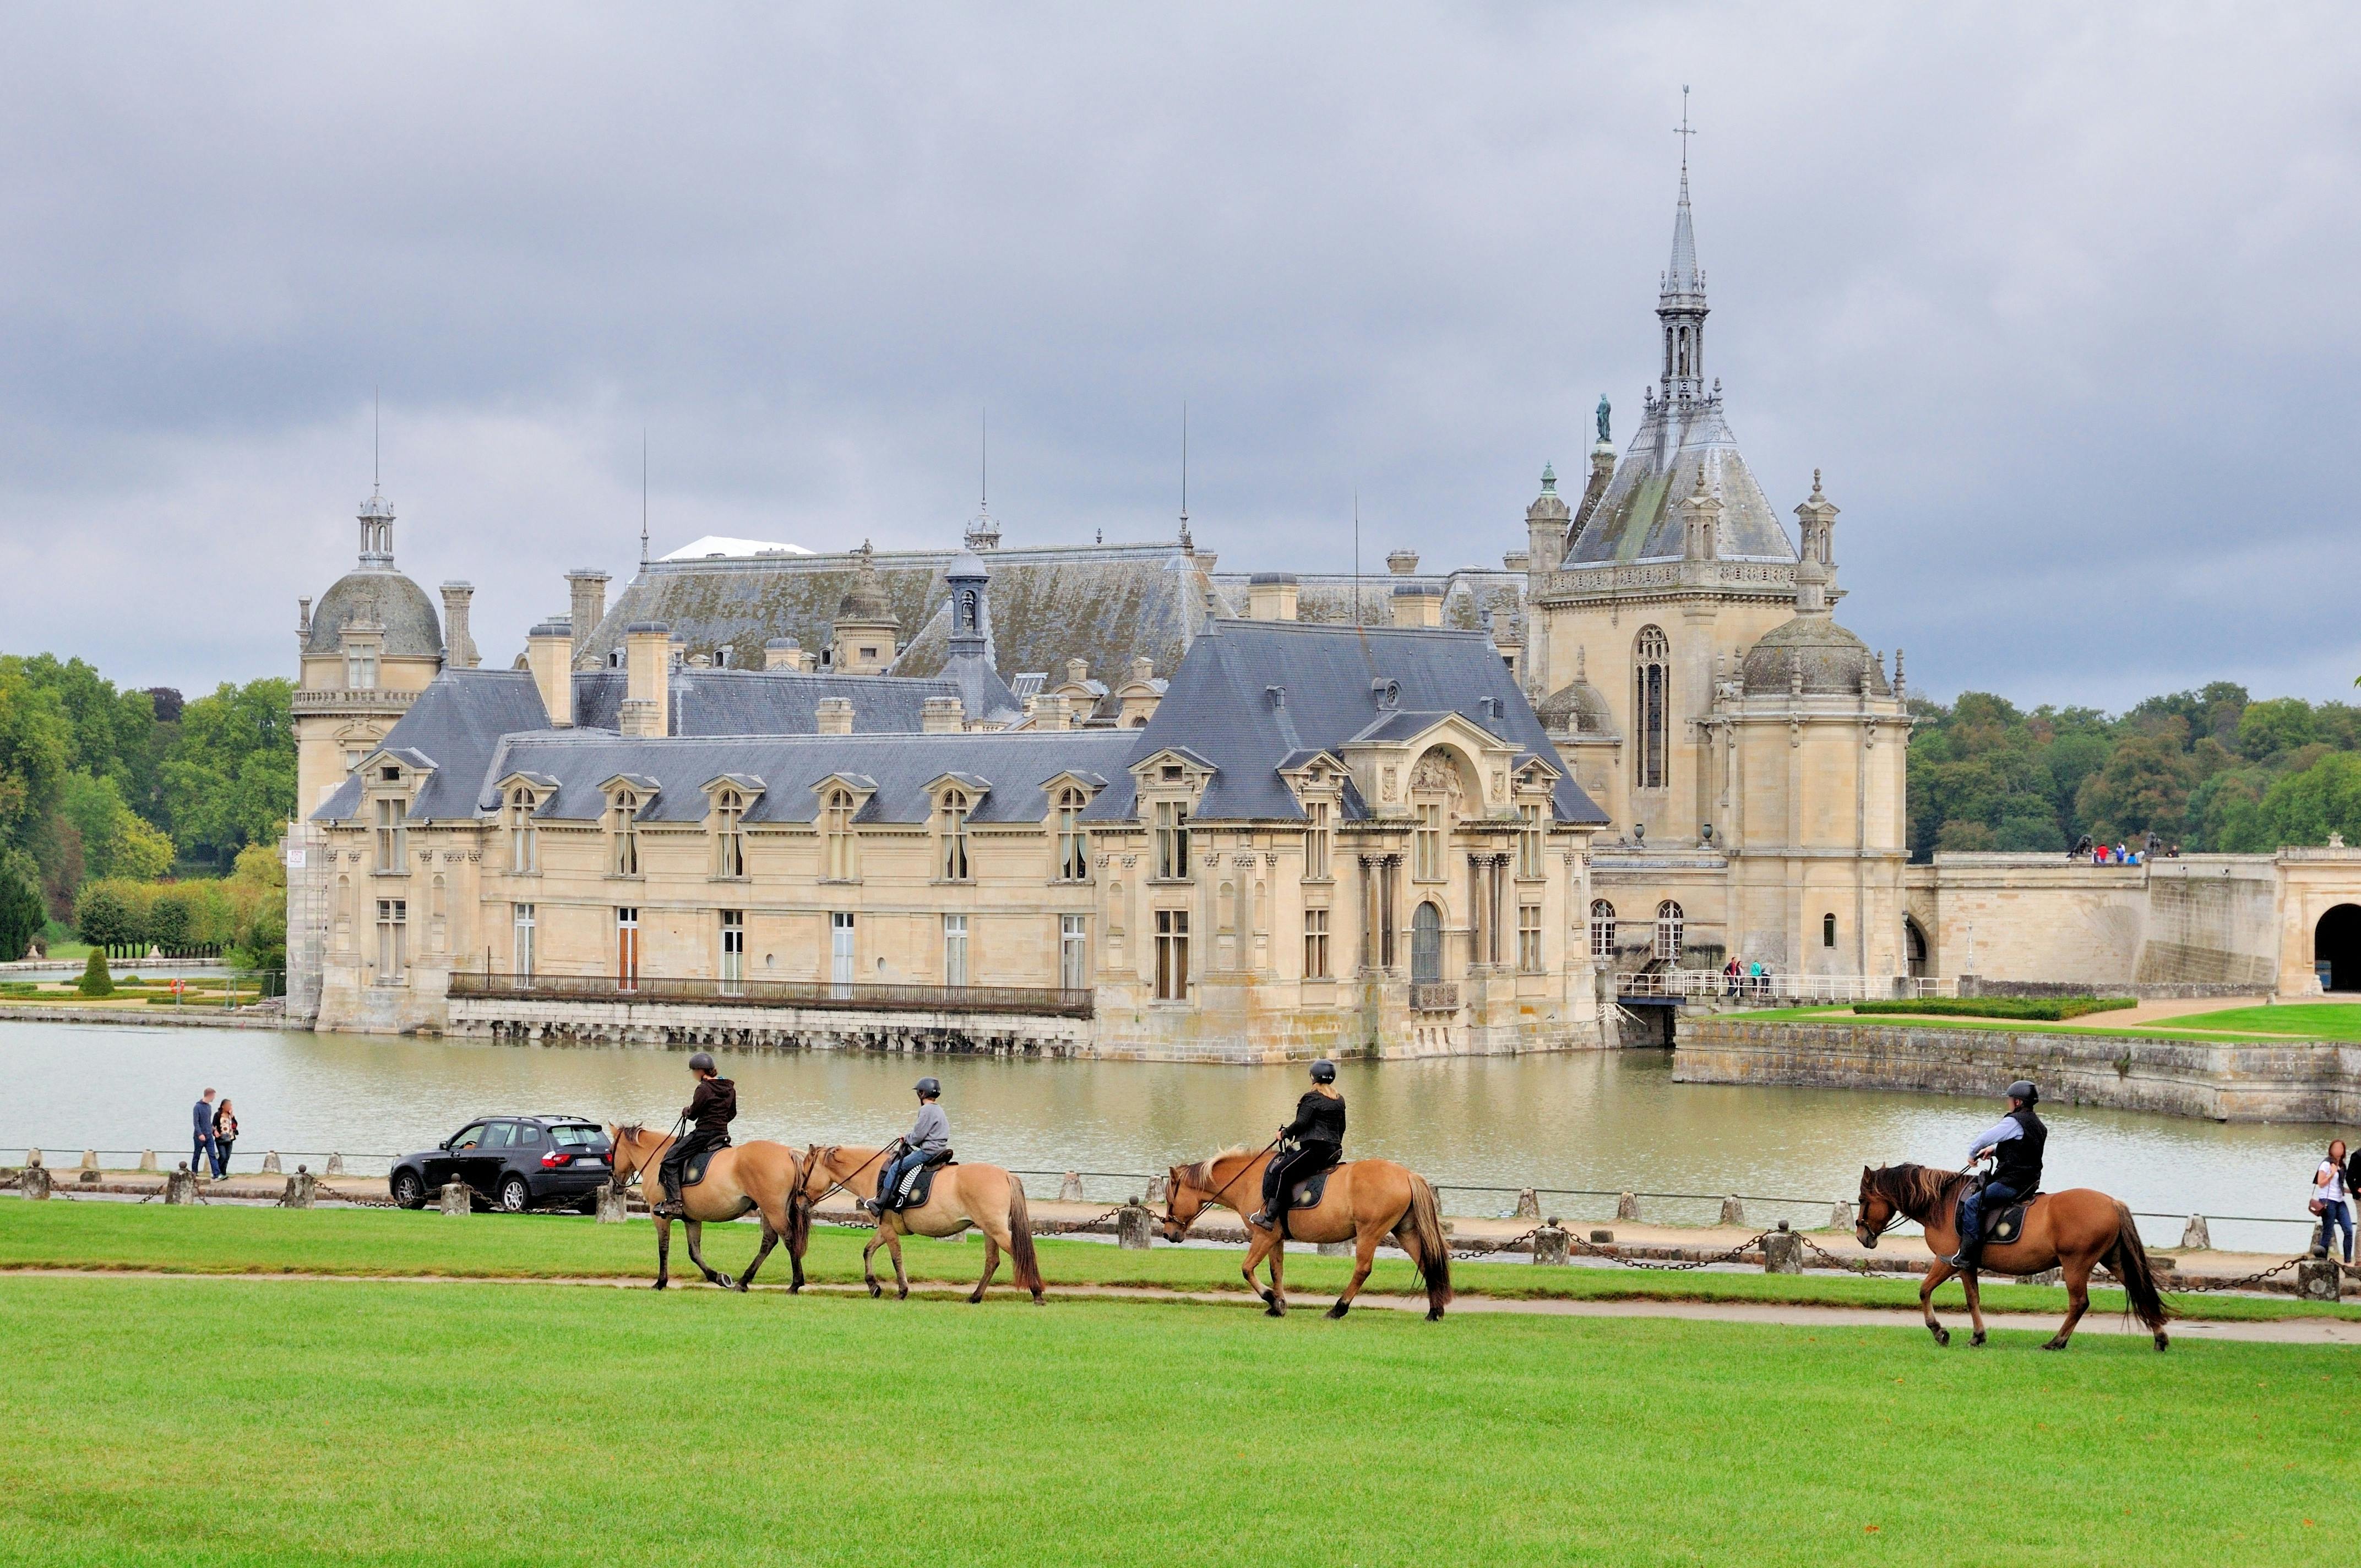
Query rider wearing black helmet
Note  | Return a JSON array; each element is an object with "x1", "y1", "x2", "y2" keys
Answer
[
  {"x1": 1949, "y1": 1079, "x2": 2045, "y2": 1269},
  {"x1": 652, "y1": 1050, "x2": 736, "y2": 1218},
  {"x1": 1249, "y1": 1060, "x2": 1345, "y2": 1235},
  {"x1": 864, "y1": 1077, "x2": 950, "y2": 1216}
]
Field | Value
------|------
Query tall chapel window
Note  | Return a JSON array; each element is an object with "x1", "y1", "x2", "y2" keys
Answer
[
  {"x1": 1634, "y1": 626, "x2": 1669, "y2": 791},
  {"x1": 824, "y1": 789, "x2": 856, "y2": 880},
  {"x1": 713, "y1": 788, "x2": 747, "y2": 878},
  {"x1": 939, "y1": 789, "x2": 971, "y2": 881},
  {"x1": 1055, "y1": 787, "x2": 1090, "y2": 881},
  {"x1": 611, "y1": 792, "x2": 641, "y2": 876},
  {"x1": 506, "y1": 788, "x2": 538, "y2": 874}
]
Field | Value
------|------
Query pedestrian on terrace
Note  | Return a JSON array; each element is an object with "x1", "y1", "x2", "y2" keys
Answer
[
  {"x1": 2314, "y1": 1140, "x2": 2353, "y2": 1264},
  {"x1": 211, "y1": 1098, "x2": 239, "y2": 1178},
  {"x1": 191, "y1": 1088, "x2": 217, "y2": 1175}
]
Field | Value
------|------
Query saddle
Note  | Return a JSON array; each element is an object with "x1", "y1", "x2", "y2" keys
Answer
[
  {"x1": 890, "y1": 1148, "x2": 955, "y2": 1210},
  {"x1": 1287, "y1": 1166, "x2": 1336, "y2": 1212},
  {"x1": 1962, "y1": 1188, "x2": 2041, "y2": 1248},
  {"x1": 680, "y1": 1142, "x2": 727, "y2": 1188}
]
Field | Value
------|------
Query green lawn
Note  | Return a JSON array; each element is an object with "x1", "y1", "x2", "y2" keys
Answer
[
  {"x1": 1, "y1": 1200, "x2": 2349, "y2": 1322},
  {"x1": 0, "y1": 1272, "x2": 2347, "y2": 1566}
]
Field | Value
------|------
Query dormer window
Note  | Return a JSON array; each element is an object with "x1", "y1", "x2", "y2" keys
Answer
[
  {"x1": 347, "y1": 647, "x2": 379, "y2": 690},
  {"x1": 1304, "y1": 798, "x2": 1331, "y2": 880},
  {"x1": 611, "y1": 791, "x2": 641, "y2": 876},
  {"x1": 824, "y1": 787, "x2": 858, "y2": 880},
  {"x1": 939, "y1": 788, "x2": 972, "y2": 881},
  {"x1": 1054, "y1": 786, "x2": 1090, "y2": 882},
  {"x1": 373, "y1": 797, "x2": 407, "y2": 873},
  {"x1": 713, "y1": 788, "x2": 747, "y2": 878},
  {"x1": 507, "y1": 787, "x2": 538, "y2": 874},
  {"x1": 1155, "y1": 800, "x2": 1191, "y2": 881}
]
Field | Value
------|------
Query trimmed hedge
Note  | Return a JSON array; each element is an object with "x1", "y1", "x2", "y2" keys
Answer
[{"x1": 1852, "y1": 996, "x2": 2139, "y2": 1021}]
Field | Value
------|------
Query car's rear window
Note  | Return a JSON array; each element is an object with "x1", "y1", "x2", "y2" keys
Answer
[{"x1": 551, "y1": 1125, "x2": 606, "y2": 1147}]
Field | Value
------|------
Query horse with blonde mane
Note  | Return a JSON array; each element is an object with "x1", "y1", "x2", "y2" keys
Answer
[
  {"x1": 1856, "y1": 1162, "x2": 2169, "y2": 1351},
  {"x1": 1161, "y1": 1147, "x2": 1452, "y2": 1320},
  {"x1": 606, "y1": 1125, "x2": 813, "y2": 1293},
  {"x1": 802, "y1": 1144, "x2": 1043, "y2": 1304}
]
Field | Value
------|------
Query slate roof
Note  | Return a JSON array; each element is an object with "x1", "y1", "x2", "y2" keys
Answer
[
  {"x1": 1564, "y1": 395, "x2": 1792, "y2": 566},
  {"x1": 306, "y1": 567, "x2": 444, "y2": 658},
  {"x1": 572, "y1": 667, "x2": 962, "y2": 736},
  {"x1": 577, "y1": 541, "x2": 1213, "y2": 693},
  {"x1": 1084, "y1": 619, "x2": 1607, "y2": 827},
  {"x1": 1209, "y1": 569, "x2": 1526, "y2": 639},
  {"x1": 315, "y1": 669, "x2": 550, "y2": 823},
  {"x1": 471, "y1": 730, "x2": 1143, "y2": 826}
]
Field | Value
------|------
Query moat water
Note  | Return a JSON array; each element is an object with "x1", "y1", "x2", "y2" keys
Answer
[{"x1": 3, "y1": 1019, "x2": 2339, "y2": 1250}]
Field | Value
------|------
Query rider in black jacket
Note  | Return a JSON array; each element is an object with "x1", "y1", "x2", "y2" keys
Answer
[
  {"x1": 1949, "y1": 1079, "x2": 2046, "y2": 1268},
  {"x1": 652, "y1": 1052, "x2": 736, "y2": 1218},
  {"x1": 1249, "y1": 1060, "x2": 1345, "y2": 1235}
]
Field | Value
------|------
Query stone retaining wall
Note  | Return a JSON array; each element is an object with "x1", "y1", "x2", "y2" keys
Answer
[
  {"x1": 1959, "y1": 978, "x2": 2261, "y2": 1001},
  {"x1": 1675, "y1": 1017, "x2": 2361, "y2": 1122}
]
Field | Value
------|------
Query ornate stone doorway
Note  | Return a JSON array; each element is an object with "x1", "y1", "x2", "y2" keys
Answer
[{"x1": 2315, "y1": 904, "x2": 2361, "y2": 992}]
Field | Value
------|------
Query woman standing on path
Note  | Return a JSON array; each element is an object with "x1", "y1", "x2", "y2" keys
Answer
[
  {"x1": 211, "y1": 1098, "x2": 239, "y2": 1178},
  {"x1": 2312, "y1": 1139, "x2": 2351, "y2": 1264}
]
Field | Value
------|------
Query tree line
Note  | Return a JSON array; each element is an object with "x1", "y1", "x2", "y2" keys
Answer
[
  {"x1": 0, "y1": 654, "x2": 295, "y2": 961},
  {"x1": 1908, "y1": 682, "x2": 2361, "y2": 859}
]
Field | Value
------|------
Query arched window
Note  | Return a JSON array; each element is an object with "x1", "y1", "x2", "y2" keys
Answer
[
  {"x1": 713, "y1": 788, "x2": 747, "y2": 878},
  {"x1": 1054, "y1": 786, "x2": 1090, "y2": 881},
  {"x1": 1654, "y1": 900, "x2": 1684, "y2": 962},
  {"x1": 1903, "y1": 916, "x2": 1928, "y2": 979},
  {"x1": 1589, "y1": 899, "x2": 1616, "y2": 959},
  {"x1": 960, "y1": 590, "x2": 979, "y2": 631},
  {"x1": 824, "y1": 788, "x2": 856, "y2": 880},
  {"x1": 939, "y1": 788, "x2": 971, "y2": 881},
  {"x1": 1411, "y1": 901, "x2": 1443, "y2": 984},
  {"x1": 1634, "y1": 626, "x2": 1669, "y2": 790},
  {"x1": 1822, "y1": 912, "x2": 1837, "y2": 949},
  {"x1": 505, "y1": 787, "x2": 538, "y2": 874},
  {"x1": 610, "y1": 790, "x2": 640, "y2": 876}
]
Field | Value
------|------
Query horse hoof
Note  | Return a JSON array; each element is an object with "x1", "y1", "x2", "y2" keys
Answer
[
  {"x1": 1325, "y1": 1303, "x2": 1349, "y2": 1320},
  {"x1": 897, "y1": 1288, "x2": 909, "y2": 1301},
  {"x1": 651, "y1": 1281, "x2": 667, "y2": 1291},
  {"x1": 1971, "y1": 1331, "x2": 1987, "y2": 1348},
  {"x1": 1258, "y1": 1289, "x2": 1275, "y2": 1306},
  {"x1": 1426, "y1": 1308, "x2": 1444, "y2": 1322},
  {"x1": 2154, "y1": 1333, "x2": 2170, "y2": 1353},
  {"x1": 1264, "y1": 1305, "x2": 1285, "y2": 1317},
  {"x1": 1932, "y1": 1327, "x2": 1949, "y2": 1347},
  {"x1": 2039, "y1": 1339, "x2": 2067, "y2": 1352},
  {"x1": 867, "y1": 1281, "x2": 881, "y2": 1299}
]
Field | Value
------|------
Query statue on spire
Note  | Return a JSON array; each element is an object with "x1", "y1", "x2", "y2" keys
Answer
[{"x1": 1595, "y1": 394, "x2": 1612, "y2": 445}]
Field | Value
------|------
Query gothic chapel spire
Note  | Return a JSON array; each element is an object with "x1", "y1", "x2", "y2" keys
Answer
[{"x1": 1659, "y1": 89, "x2": 1709, "y2": 403}]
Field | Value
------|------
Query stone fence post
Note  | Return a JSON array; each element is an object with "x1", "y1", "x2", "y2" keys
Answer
[
  {"x1": 138, "y1": 1150, "x2": 158, "y2": 1173},
  {"x1": 280, "y1": 1167, "x2": 317, "y2": 1208},
  {"x1": 79, "y1": 1150, "x2": 100, "y2": 1184},
  {"x1": 1117, "y1": 1202, "x2": 1153, "y2": 1250},
  {"x1": 1143, "y1": 1174, "x2": 1167, "y2": 1204},
  {"x1": 324, "y1": 1153, "x2": 346, "y2": 1176},
  {"x1": 1514, "y1": 1188, "x2": 1540, "y2": 1219},
  {"x1": 2179, "y1": 1215, "x2": 2211, "y2": 1251},
  {"x1": 20, "y1": 1164, "x2": 52, "y2": 1200},
  {"x1": 438, "y1": 1178, "x2": 471, "y2": 1216},
  {"x1": 2297, "y1": 1259, "x2": 2341, "y2": 1302},
  {"x1": 1532, "y1": 1221, "x2": 1570, "y2": 1266},
  {"x1": 597, "y1": 1183, "x2": 629, "y2": 1224},
  {"x1": 1057, "y1": 1172, "x2": 1084, "y2": 1203},
  {"x1": 262, "y1": 1151, "x2": 283, "y2": 1174},
  {"x1": 1830, "y1": 1200, "x2": 1854, "y2": 1231},
  {"x1": 164, "y1": 1164, "x2": 198, "y2": 1205},
  {"x1": 1719, "y1": 1195, "x2": 1746, "y2": 1227},
  {"x1": 1615, "y1": 1191, "x2": 1640, "y2": 1222},
  {"x1": 1761, "y1": 1220, "x2": 1803, "y2": 1274}
]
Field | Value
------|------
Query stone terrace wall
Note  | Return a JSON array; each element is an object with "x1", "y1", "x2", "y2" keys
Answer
[{"x1": 1675, "y1": 1016, "x2": 2361, "y2": 1123}]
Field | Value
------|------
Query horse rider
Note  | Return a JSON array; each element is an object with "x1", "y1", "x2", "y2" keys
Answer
[
  {"x1": 1249, "y1": 1059, "x2": 1345, "y2": 1234},
  {"x1": 1949, "y1": 1079, "x2": 2046, "y2": 1269},
  {"x1": 651, "y1": 1051, "x2": 736, "y2": 1218},
  {"x1": 863, "y1": 1077, "x2": 949, "y2": 1216}
]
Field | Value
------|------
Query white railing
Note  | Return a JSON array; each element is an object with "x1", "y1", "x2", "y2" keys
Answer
[{"x1": 1614, "y1": 971, "x2": 1955, "y2": 1004}]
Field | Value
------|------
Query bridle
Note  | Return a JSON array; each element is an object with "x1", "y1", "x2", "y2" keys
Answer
[
  {"x1": 1160, "y1": 1136, "x2": 1282, "y2": 1237},
  {"x1": 800, "y1": 1143, "x2": 894, "y2": 1209}
]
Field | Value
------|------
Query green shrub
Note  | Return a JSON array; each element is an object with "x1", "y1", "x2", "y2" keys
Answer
[
  {"x1": 1853, "y1": 996, "x2": 2137, "y2": 1022},
  {"x1": 76, "y1": 949, "x2": 113, "y2": 998}
]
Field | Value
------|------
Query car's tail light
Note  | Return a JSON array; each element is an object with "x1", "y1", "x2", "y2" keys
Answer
[{"x1": 540, "y1": 1150, "x2": 572, "y2": 1168}]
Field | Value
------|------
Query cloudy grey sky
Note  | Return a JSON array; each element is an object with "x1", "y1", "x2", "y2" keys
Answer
[{"x1": 3, "y1": 5, "x2": 2356, "y2": 709}]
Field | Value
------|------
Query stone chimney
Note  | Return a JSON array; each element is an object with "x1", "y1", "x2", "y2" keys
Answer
[
  {"x1": 1245, "y1": 572, "x2": 1301, "y2": 622},
  {"x1": 921, "y1": 695, "x2": 965, "y2": 733},
  {"x1": 1063, "y1": 656, "x2": 1090, "y2": 688},
  {"x1": 1390, "y1": 583, "x2": 1443, "y2": 628},
  {"x1": 565, "y1": 569, "x2": 609, "y2": 666},
  {"x1": 815, "y1": 696, "x2": 855, "y2": 736},
  {"x1": 764, "y1": 637, "x2": 803, "y2": 672},
  {"x1": 439, "y1": 582, "x2": 479, "y2": 668},
  {"x1": 526, "y1": 622, "x2": 574, "y2": 728},
  {"x1": 1025, "y1": 694, "x2": 1071, "y2": 731},
  {"x1": 621, "y1": 623, "x2": 672, "y2": 738},
  {"x1": 1385, "y1": 548, "x2": 1420, "y2": 576}
]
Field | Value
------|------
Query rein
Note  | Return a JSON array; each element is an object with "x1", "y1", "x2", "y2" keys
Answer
[
  {"x1": 1161, "y1": 1135, "x2": 1282, "y2": 1233},
  {"x1": 804, "y1": 1144, "x2": 894, "y2": 1209}
]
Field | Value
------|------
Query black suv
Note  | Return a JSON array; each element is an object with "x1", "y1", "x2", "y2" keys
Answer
[{"x1": 389, "y1": 1117, "x2": 613, "y2": 1213}]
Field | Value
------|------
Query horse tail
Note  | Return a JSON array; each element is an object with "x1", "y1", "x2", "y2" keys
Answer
[
  {"x1": 1402, "y1": 1172, "x2": 1452, "y2": 1318},
  {"x1": 2103, "y1": 1201, "x2": 2170, "y2": 1339},
  {"x1": 787, "y1": 1163, "x2": 813, "y2": 1257},
  {"x1": 1005, "y1": 1172, "x2": 1045, "y2": 1298}
]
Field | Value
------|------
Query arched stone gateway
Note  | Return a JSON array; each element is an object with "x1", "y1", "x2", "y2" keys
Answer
[
  {"x1": 1903, "y1": 916, "x2": 1929, "y2": 980},
  {"x1": 2315, "y1": 903, "x2": 2361, "y2": 992}
]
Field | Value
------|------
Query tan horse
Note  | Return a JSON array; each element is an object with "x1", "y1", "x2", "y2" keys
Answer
[
  {"x1": 606, "y1": 1125, "x2": 813, "y2": 1293},
  {"x1": 1856, "y1": 1163, "x2": 2169, "y2": 1352},
  {"x1": 802, "y1": 1144, "x2": 1043, "y2": 1305},
  {"x1": 1160, "y1": 1147, "x2": 1453, "y2": 1320}
]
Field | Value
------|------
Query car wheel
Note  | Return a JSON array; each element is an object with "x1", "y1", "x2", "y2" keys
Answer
[
  {"x1": 499, "y1": 1175, "x2": 532, "y2": 1213},
  {"x1": 393, "y1": 1170, "x2": 426, "y2": 1210}
]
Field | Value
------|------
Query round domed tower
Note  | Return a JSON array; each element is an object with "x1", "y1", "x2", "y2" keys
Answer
[
  {"x1": 292, "y1": 486, "x2": 450, "y2": 810},
  {"x1": 826, "y1": 541, "x2": 902, "y2": 674}
]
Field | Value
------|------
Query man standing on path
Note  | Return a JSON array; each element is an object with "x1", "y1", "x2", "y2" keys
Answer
[{"x1": 191, "y1": 1088, "x2": 218, "y2": 1175}]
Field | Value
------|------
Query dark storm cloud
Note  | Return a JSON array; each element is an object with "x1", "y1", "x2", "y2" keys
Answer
[{"x1": 1, "y1": 4, "x2": 2355, "y2": 706}]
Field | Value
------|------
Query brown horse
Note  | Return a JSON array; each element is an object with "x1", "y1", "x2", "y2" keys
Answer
[
  {"x1": 1160, "y1": 1147, "x2": 1453, "y2": 1321},
  {"x1": 1856, "y1": 1163, "x2": 2169, "y2": 1352},
  {"x1": 801, "y1": 1144, "x2": 1043, "y2": 1305},
  {"x1": 606, "y1": 1125, "x2": 813, "y2": 1293}
]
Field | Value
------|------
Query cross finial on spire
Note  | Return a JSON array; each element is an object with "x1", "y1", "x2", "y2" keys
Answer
[{"x1": 1675, "y1": 85, "x2": 1695, "y2": 173}]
